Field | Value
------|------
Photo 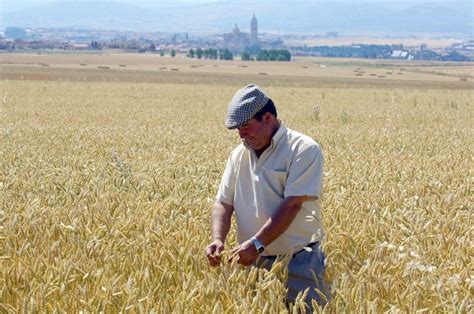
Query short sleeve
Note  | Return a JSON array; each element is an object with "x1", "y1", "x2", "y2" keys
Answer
[
  {"x1": 284, "y1": 143, "x2": 324, "y2": 199},
  {"x1": 216, "y1": 155, "x2": 236, "y2": 205}
]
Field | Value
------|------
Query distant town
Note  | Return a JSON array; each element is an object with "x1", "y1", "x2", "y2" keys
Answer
[{"x1": 1, "y1": 15, "x2": 473, "y2": 62}]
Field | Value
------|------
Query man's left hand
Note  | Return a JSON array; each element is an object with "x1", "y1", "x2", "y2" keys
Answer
[{"x1": 228, "y1": 240, "x2": 259, "y2": 266}]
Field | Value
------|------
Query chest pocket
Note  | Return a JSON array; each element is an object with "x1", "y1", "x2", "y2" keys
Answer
[{"x1": 263, "y1": 169, "x2": 287, "y2": 199}]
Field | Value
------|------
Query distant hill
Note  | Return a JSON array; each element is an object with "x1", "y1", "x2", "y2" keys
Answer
[
  {"x1": 1, "y1": 2, "x2": 162, "y2": 31},
  {"x1": 1, "y1": 0, "x2": 472, "y2": 35},
  {"x1": 373, "y1": 4, "x2": 473, "y2": 33}
]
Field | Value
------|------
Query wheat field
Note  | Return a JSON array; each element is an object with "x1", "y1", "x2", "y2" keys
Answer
[{"x1": 0, "y1": 54, "x2": 473, "y2": 312}]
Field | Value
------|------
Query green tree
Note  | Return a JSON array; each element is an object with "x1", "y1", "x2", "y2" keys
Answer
[
  {"x1": 441, "y1": 51, "x2": 469, "y2": 62},
  {"x1": 207, "y1": 48, "x2": 218, "y2": 59},
  {"x1": 241, "y1": 51, "x2": 252, "y2": 61},
  {"x1": 279, "y1": 49, "x2": 291, "y2": 61},
  {"x1": 171, "y1": 49, "x2": 176, "y2": 57},
  {"x1": 188, "y1": 48, "x2": 195, "y2": 58},
  {"x1": 256, "y1": 49, "x2": 291, "y2": 61},
  {"x1": 196, "y1": 48, "x2": 203, "y2": 59},
  {"x1": 90, "y1": 41, "x2": 102, "y2": 50},
  {"x1": 220, "y1": 49, "x2": 233, "y2": 60}
]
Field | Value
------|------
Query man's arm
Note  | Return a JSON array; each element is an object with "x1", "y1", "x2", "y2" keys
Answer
[
  {"x1": 205, "y1": 201, "x2": 234, "y2": 266},
  {"x1": 229, "y1": 195, "x2": 308, "y2": 266},
  {"x1": 255, "y1": 195, "x2": 308, "y2": 246}
]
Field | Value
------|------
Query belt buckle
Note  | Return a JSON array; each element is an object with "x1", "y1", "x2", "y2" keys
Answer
[{"x1": 293, "y1": 241, "x2": 318, "y2": 258}]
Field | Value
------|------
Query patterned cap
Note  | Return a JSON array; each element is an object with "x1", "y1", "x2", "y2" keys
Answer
[{"x1": 225, "y1": 84, "x2": 269, "y2": 129}]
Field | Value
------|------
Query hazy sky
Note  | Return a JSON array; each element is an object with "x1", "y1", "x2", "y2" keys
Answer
[
  {"x1": 2, "y1": 0, "x2": 471, "y2": 14},
  {"x1": 3, "y1": 0, "x2": 469, "y2": 7},
  {"x1": 2, "y1": 0, "x2": 470, "y2": 34}
]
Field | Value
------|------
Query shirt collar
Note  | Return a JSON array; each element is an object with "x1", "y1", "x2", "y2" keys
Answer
[{"x1": 270, "y1": 119, "x2": 286, "y2": 149}]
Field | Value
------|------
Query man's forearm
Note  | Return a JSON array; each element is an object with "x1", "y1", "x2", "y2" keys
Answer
[
  {"x1": 211, "y1": 201, "x2": 234, "y2": 242},
  {"x1": 254, "y1": 196, "x2": 307, "y2": 246}
]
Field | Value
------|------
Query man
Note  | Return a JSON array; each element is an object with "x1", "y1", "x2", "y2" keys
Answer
[{"x1": 205, "y1": 84, "x2": 329, "y2": 309}]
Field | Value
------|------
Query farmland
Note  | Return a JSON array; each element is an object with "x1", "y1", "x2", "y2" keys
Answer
[{"x1": 0, "y1": 53, "x2": 473, "y2": 312}]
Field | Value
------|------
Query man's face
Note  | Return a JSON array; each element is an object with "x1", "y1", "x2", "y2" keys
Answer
[{"x1": 237, "y1": 116, "x2": 271, "y2": 152}]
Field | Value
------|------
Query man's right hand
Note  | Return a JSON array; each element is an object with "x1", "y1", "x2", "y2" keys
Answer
[{"x1": 205, "y1": 240, "x2": 225, "y2": 266}]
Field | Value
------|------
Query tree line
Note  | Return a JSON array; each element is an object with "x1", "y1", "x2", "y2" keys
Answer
[
  {"x1": 187, "y1": 48, "x2": 234, "y2": 60},
  {"x1": 297, "y1": 44, "x2": 472, "y2": 61},
  {"x1": 299, "y1": 45, "x2": 393, "y2": 59},
  {"x1": 154, "y1": 47, "x2": 292, "y2": 62},
  {"x1": 187, "y1": 48, "x2": 291, "y2": 61}
]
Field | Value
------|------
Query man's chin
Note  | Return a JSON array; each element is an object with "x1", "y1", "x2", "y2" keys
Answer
[
  {"x1": 248, "y1": 142, "x2": 259, "y2": 149},
  {"x1": 242, "y1": 140, "x2": 260, "y2": 150}
]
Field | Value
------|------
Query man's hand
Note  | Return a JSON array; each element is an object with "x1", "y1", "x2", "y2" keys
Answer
[
  {"x1": 205, "y1": 201, "x2": 233, "y2": 267},
  {"x1": 205, "y1": 240, "x2": 225, "y2": 266},
  {"x1": 228, "y1": 239, "x2": 259, "y2": 266}
]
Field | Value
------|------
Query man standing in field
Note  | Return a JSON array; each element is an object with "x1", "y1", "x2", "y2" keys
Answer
[{"x1": 205, "y1": 84, "x2": 330, "y2": 309}]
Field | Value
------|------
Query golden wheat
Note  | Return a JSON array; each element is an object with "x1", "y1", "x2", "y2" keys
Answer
[{"x1": 0, "y1": 58, "x2": 472, "y2": 312}]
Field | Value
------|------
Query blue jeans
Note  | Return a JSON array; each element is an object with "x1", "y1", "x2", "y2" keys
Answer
[{"x1": 256, "y1": 242, "x2": 330, "y2": 310}]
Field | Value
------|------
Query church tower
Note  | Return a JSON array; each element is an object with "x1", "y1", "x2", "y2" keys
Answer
[{"x1": 250, "y1": 14, "x2": 258, "y2": 45}]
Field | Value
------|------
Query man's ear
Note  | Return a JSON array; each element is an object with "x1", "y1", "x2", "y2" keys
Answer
[{"x1": 264, "y1": 112, "x2": 272, "y2": 124}]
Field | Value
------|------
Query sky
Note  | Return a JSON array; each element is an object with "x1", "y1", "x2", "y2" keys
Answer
[
  {"x1": 3, "y1": 0, "x2": 469, "y2": 9},
  {"x1": 2, "y1": 0, "x2": 471, "y2": 15},
  {"x1": 1, "y1": 0, "x2": 216, "y2": 12},
  {"x1": 2, "y1": 0, "x2": 470, "y2": 34}
]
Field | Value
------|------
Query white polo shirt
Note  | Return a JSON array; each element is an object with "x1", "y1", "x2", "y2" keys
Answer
[{"x1": 216, "y1": 122, "x2": 325, "y2": 256}]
